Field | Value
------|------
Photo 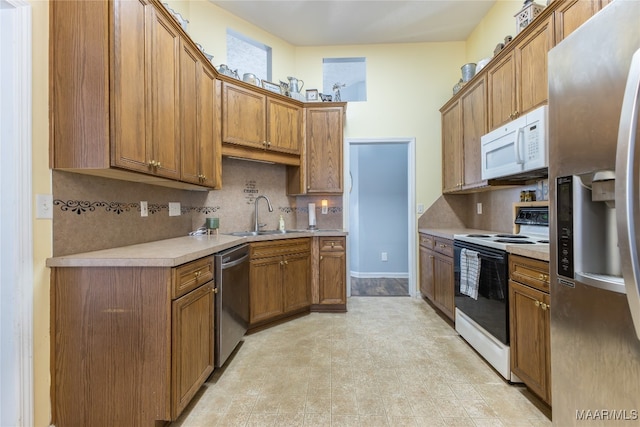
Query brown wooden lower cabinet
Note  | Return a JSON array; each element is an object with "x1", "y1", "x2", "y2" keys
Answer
[
  {"x1": 249, "y1": 238, "x2": 311, "y2": 327},
  {"x1": 315, "y1": 236, "x2": 347, "y2": 311},
  {"x1": 509, "y1": 254, "x2": 551, "y2": 405},
  {"x1": 51, "y1": 256, "x2": 215, "y2": 426},
  {"x1": 418, "y1": 233, "x2": 455, "y2": 320}
]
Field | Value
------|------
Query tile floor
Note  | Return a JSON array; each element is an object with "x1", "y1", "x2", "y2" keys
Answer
[
  {"x1": 171, "y1": 297, "x2": 552, "y2": 426},
  {"x1": 350, "y1": 277, "x2": 409, "y2": 296}
]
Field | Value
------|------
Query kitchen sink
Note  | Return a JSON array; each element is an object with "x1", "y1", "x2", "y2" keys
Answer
[
  {"x1": 228, "y1": 229, "x2": 340, "y2": 237},
  {"x1": 227, "y1": 230, "x2": 301, "y2": 237}
]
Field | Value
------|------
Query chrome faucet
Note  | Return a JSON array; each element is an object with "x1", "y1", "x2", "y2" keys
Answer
[{"x1": 254, "y1": 195, "x2": 273, "y2": 232}]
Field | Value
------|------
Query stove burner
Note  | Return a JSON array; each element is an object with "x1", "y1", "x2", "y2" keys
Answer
[
  {"x1": 495, "y1": 234, "x2": 527, "y2": 239},
  {"x1": 537, "y1": 240, "x2": 549, "y2": 244},
  {"x1": 467, "y1": 234, "x2": 491, "y2": 238},
  {"x1": 495, "y1": 239, "x2": 535, "y2": 244}
]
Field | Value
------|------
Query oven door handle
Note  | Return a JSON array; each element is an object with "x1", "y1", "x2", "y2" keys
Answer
[{"x1": 478, "y1": 253, "x2": 505, "y2": 262}]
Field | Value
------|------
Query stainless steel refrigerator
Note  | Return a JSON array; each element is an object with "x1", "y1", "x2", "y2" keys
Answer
[{"x1": 549, "y1": 1, "x2": 640, "y2": 425}]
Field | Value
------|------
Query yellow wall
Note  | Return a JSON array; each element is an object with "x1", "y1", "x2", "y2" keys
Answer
[
  {"x1": 30, "y1": 0, "x2": 52, "y2": 425},
  {"x1": 466, "y1": 0, "x2": 523, "y2": 63},
  {"x1": 165, "y1": 0, "x2": 297, "y2": 84},
  {"x1": 295, "y1": 42, "x2": 465, "y2": 210}
]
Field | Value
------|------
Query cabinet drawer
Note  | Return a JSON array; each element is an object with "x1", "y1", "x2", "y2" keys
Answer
[
  {"x1": 419, "y1": 233, "x2": 434, "y2": 249},
  {"x1": 251, "y1": 238, "x2": 311, "y2": 259},
  {"x1": 510, "y1": 254, "x2": 549, "y2": 293},
  {"x1": 319, "y1": 237, "x2": 345, "y2": 252},
  {"x1": 172, "y1": 256, "x2": 215, "y2": 299},
  {"x1": 433, "y1": 238, "x2": 454, "y2": 258}
]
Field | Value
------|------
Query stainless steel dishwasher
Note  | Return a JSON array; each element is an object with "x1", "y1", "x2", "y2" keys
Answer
[{"x1": 214, "y1": 243, "x2": 250, "y2": 368}]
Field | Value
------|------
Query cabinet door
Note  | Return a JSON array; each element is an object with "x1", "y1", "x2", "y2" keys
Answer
[
  {"x1": 148, "y1": 7, "x2": 181, "y2": 179},
  {"x1": 222, "y1": 83, "x2": 267, "y2": 150},
  {"x1": 509, "y1": 280, "x2": 550, "y2": 403},
  {"x1": 461, "y1": 76, "x2": 488, "y2": 190},
  {"x1": 319, "y1": 250, "x2": 346, "y2": 305},
  {"x1": 267, "y1": 98, "x2": 302, "y2": 155},
  {"x1": 179, "y1": 41, "x2": 219, "y2": 188},
  {"x1": 441, "y1": 100, "x2": 462, "y2": 193},
  {"x1": 306, "y1": 107, "x2": 344, "y2": 193},
  {"x1": 172, "y1": 283, "x2": 214, "y2": 418},
  {"x1": 112, "y1": 0, "x2": 150, "y2": 172},
  {"x1": 282, "y1": 252, "x2": 311, "y2": 312},
  {"x1": 515, "y1": 15, "x2": 554, "y2": 115},
  {"x1": 487, "y1": 51, "x2": 516, "y2": 130},
  {"x1": 179, "y1": 40, "x2": 200, "y2": 184},
  {"x1": 197, "y1": 67, "x2": 220, "y2": 188},
  {"x1": 249, "y1": 256, "x2": 283, "y2": 323},
  {"x1": 434, "y1": 252, "x2": 455, "y2": 320},
  {"x1": 554, "y1": 0, "x2": 599, "y2": 42},
  {"x1": 419, "y1": 245, "x2": 434, "y2": 301}
]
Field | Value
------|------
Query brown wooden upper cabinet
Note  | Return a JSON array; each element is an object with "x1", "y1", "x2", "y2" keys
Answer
[
  {"x1": 554, "y1": 0, "x2": 610, "y2": 43},
  {"x1": 50, "y1": 0, "x2": 221, "y2": 190},
  {"x1": 487, "y1": 15, "x2": 554, "y2": 130},
  {"x1": 222, "y1": 82, "x2": 302, "y2": 156},
  {"x1": 179, "y1": 40, "x2": 222, "y2": 188},
  {"x1": 441, "y1": 76, "x2": 487, "y2": 193},
  {"x1": 304, "y1": 106, "x2": 345, "y2": 194}
]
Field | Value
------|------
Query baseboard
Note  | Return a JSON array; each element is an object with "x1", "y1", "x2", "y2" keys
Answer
[{"x1": 350, "y1": 272, "x2": 409, "y2": 279}]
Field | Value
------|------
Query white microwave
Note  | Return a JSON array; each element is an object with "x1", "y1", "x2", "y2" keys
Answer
[{"x1": 481, "y1": 105, "x2": 548, "y2": 180}]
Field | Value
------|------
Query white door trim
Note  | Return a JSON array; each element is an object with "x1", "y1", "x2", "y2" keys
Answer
[
  {"x1": 0, "y1": 1, "x2": 34, "y2": 426},
  {"x1": 343, "y1": 137, "x2": 417, "y2": 297}
]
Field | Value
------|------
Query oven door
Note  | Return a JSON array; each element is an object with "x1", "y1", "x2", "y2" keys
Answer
[{"x1": 454, "y1": 241, "x2": 510, "y2": 344}]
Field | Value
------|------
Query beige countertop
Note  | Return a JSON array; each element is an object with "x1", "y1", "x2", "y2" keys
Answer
[
  {"x1": 46, "y1": 229, "x2": 348, "y2": 268},
  {"x1": 419, "y1": 227, "x2": 549, "y2": 262}
]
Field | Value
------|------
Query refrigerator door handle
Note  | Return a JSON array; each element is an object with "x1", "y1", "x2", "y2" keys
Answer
[{"x1": 616, "y1": 48, "x2": 640, "y2": 339}]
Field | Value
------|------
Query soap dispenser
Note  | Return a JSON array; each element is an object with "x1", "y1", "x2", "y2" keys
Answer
[{"x1": 278, "y1": 215, "x2": 285, "y2": 231}]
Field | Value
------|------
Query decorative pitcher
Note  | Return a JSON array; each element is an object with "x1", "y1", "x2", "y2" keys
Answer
[{"x1": 287, "y1": 76, "x2": 304, "y2": 93}]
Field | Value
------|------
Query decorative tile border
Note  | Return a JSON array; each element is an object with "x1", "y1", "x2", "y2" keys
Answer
[{"x1": 53, "y1": 199, "x2": 221, "y2": 216}]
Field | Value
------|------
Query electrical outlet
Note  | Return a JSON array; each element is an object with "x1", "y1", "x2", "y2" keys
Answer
[
  {"x1": 381, "y1": 252, "x2": 388, "y2": 262},
  {"x1": 36, "y1": 194, "x2": 53, "y2": 219},
  {"x1": 477, "y1": 202, "x2": 483, "y2": 215},
  {"x1": 140, "y1": 201, "x2": 148, "y2": 217},
  {"x1": 417, "y1": 203, "x2": 425, "y2": 214},
  {"x1": 168, "y1": 202, "x2": 181, "y2": 216}
]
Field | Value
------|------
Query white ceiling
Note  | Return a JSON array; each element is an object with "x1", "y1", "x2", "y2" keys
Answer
[{"x1": 210, "y1": 0, "x2": 498, "y2": 46}]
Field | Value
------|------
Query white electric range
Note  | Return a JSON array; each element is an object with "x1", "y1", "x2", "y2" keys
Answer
[{"x1": 452, "y1": 205, "x2": 549, "y2": 381}]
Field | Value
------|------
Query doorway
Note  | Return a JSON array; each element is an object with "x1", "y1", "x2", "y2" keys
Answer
[
  {"x1": 0, "y1": 1, "x2": 34, "y2": 425},
  {"x1": 343, "y1": 138, "x2": 416, "y2": 297}
]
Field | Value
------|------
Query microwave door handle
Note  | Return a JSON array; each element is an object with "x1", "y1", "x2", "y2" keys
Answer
[
  {"x1": 615, "y1": 47, "x2": 640, "y2": 340},
  {"x1": 514, "y1": 127, "x2": 525, "y2": 165}
]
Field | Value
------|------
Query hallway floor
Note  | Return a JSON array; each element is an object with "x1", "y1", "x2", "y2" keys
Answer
[
  {"x1": 350, "y1": 277, "x2": 409, "y2": 296},
  {"x1": 171, "y1": 297, "x2": 551, "y2": 426}
]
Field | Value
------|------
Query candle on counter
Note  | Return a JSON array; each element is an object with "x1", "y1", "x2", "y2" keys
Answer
[{"x1": 308, "y1": 203, "x2": 317, "y2": 229}]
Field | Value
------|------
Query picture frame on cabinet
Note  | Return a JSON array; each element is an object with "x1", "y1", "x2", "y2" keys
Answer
[
  {"x1": 320, "y1": 93, "x2": 332, "y2": 102},
  {"x1": 306, "y1": 89, "x2": 320, "y2": 102},
  {"x1": 261, "y1": 80, "x2": 281, "y2": 94}
]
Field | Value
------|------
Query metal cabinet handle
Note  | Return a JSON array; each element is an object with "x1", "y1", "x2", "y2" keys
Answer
[
  {"x1": 541, "y1": 303, "x2": 548, "y2": 310},
  {"x1": 535, "y1": 300, "x2": 540, "y2": 307}
]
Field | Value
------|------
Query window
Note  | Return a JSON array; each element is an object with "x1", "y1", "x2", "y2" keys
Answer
[
  {"x1": 226, "y1": 29, "x2": 272, "y2": 83},
  {"x1": 322, "y1": 57, "x2": 367, "y2": 102}
]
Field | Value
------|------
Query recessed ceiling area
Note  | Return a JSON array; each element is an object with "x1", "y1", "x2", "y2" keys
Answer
[{"x1": 210, "y1": 0, "x2": 498, "y2": 46}]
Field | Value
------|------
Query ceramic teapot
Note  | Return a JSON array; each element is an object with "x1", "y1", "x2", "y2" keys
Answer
[{"x1": 287, "y1": 76, "x2": 304, "y2": 93}]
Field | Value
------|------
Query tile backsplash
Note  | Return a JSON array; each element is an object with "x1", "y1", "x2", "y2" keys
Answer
[{"x1": 52, "y1": 157, "x2": 344, "y2": 256}]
